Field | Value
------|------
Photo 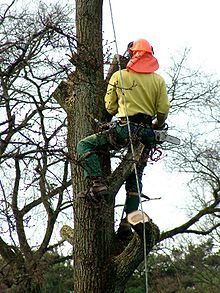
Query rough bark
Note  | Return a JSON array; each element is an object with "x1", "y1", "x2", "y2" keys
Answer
[{"x1": 68, "y1": 1, "x2": 115, "y2": 292}]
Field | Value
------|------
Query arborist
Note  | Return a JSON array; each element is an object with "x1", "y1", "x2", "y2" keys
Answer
[{"x1": 77, "y1": 38, "x2": 170, "y2": 236}]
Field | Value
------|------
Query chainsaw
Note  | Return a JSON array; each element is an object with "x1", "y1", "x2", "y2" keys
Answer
[{"x1": 154, "y1": 128, "x2": 180, "y2": 145}]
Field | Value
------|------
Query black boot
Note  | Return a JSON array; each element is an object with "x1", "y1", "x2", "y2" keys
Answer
[{"x1": 117, "y1": 218, "x2": 133, "y2": 241}]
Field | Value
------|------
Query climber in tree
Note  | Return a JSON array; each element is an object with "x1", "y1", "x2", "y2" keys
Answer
[{"x1": 77, "y1": 38, "x2": 170, "y2": 231}]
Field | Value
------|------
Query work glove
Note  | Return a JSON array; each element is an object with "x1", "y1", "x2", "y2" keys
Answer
[{"x1": 151, "y1": 122, "x2": 166, "y2": 130}]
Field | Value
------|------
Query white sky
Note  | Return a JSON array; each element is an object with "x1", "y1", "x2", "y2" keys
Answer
[
  {"x1": 103, "y1": 0, "x2": 220, "y2": 231},
  {"x1": 103, "y1": 0, "x2": 220, "y2": 75}
]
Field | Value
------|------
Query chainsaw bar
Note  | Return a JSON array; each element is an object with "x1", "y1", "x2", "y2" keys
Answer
[{"x1": 154, "y1": 130, "x2": 181, "y2": 145}]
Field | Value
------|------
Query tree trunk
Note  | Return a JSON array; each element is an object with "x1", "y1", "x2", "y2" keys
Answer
[{"x1": 68, "y1": 0, "x2": 116, "y2": 292}]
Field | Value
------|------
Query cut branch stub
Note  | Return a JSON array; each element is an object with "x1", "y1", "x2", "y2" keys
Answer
[
  {"x1": 60, "y1": 225, "x2": 74, "y2": 246},
  {"x1": 128, "y1": 211, "x2": 160, "y2": 248},
  {"x1": 105, "y1": 54, "x2": 128, "y2": 84},
  {"x1": 51, "y1": 72, "x2": 76, "y2": 113}
]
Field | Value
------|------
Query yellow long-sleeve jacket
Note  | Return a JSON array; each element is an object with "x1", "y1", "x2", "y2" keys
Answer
[{"x1": 105, "y1": 69, "x2": 170, "y2": 122}]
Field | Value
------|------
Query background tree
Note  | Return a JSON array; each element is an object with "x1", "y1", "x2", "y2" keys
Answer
[
  {"x1": 162, "y1": 49, "x2": 220, "y2": 240},
  {"x1": 125, "y1": 239, "x2": 220, "y2": 293},
  {"x1": 0, "y1": 1, "x2": 74, "y2": 291}
]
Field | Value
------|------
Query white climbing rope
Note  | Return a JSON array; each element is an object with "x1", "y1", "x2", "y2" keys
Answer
[{"x1": 108, "y1": 1, "x2": 149, "y2": 292}]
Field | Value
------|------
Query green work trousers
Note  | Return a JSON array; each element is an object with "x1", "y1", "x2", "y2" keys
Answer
[{"x1": 77, "y1": 122, "x2": 155, "y2": 213}]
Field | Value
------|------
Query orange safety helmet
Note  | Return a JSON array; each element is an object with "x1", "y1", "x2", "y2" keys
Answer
[
  {"x1": 128, "y1": 39, "x2": 153, "y2": 54},
  {"x1": 126, "y1": 38, "x2": 159, "y2": 73}
]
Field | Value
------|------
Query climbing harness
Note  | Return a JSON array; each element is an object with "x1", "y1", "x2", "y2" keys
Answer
[
  {"x1": 92, "y1": 116, "x2": 180, "y2": 147},
  {"x1": 89, "y1": 108, "x2": 180, "y2": 144},
  {"x1": 91, "y1": 116, "x2": 179, "y2": 163}
]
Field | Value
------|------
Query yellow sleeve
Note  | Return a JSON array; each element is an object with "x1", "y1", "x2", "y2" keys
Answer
[
  {"x1": 104, "y1": 72, "x2": 119, "y2": 116},
  {"x1": 157, "y1": 78, "x2": 170, "y2": 118}
]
